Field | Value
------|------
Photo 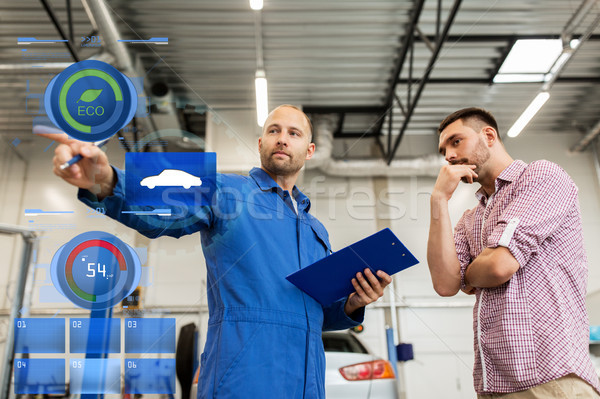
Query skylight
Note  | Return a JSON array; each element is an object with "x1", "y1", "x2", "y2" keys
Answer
[{"x1": 494, "y1": 39, "x2": 564, "y2": 83}]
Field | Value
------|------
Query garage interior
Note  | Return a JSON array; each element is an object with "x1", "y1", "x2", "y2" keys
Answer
[{"x1": 0, "y1": 0, "x2": 600, "y2": 398}]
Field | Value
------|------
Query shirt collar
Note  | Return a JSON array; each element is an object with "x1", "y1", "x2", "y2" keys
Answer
[
  {"x1": 249, "y1": 167, "x2": 279, "y2": 191},
  {"x1": 249, "y1": 167, "x2": 311, "y2": 212},
  {"x1": 475, "y1": 160, "x2": 528, "y2": 202}
]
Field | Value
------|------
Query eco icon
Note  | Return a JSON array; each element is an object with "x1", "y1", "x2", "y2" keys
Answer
[
  {"x1": 76, "y1": 89, "x2": 103, "y2": 103},
  {"x1": 44, "y1": 60, "x2": 138, "y2": 142}
]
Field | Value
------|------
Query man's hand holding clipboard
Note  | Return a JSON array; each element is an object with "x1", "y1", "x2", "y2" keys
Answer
[
  {"x1": 344, "y1": 268, "x2": 393, "y2": 315},
  {"x1": 286, "y1": 228, "x2": 419, "y2": 307}
]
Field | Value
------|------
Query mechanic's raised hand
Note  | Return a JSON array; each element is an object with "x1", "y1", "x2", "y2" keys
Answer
[
  {"x1": 35, "y1": 127, "x2": 115, "y2": 198},
  {"x1": 344, "y1": 269, "x2": 392, "y2": 315},
  {"x1": 432, "y1": 164, "x2": 478, "y2": 201}
]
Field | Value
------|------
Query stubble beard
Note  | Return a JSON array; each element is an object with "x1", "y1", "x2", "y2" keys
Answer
[
  {"x1": 260, "y1": 150, "x2": 303, "y2": 178},
  {"x1": 452, "y1": 138, "x2": 491, "y2": 182},
  {"x1": 470, "y1": 138, "x2": 491, "y2": 181}
]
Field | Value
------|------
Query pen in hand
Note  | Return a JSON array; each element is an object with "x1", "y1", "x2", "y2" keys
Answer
[{"x1": 59, "y1": 139, "x2": 110, "y2": 170}]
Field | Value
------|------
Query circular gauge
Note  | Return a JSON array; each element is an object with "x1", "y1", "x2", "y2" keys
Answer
[
  {"x1": 44, "y1": 60, "x2": 137, "y2": 142},
  {"x1": 50, "y1": 231, "x2": 141, "y2": 310}
]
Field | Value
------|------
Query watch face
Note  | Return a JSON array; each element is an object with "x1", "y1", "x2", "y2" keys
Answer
[
  {"x1": 44, "y1": 60, "x2": 138, "y2": 142},
  {"x1": 51, "y1": 231, "x2": 141, "y2": 310}
]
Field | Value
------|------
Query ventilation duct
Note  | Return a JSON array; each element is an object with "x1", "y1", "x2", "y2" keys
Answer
[{"x1": 307, "y1": 114, "x2": 444, "y2": 177}]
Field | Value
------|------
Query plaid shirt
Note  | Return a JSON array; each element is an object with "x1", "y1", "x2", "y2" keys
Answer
[{"x1": 455, "y1": 160, "x2": 600, "y2": 394}]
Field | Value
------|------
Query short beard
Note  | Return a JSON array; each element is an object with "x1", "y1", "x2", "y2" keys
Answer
[
  {"x1": 470, "y1": 138, "x2": 491, "y2": 180},
  {"x1": 450, "y1": 137, "x2": 490, "y2": 181},
  {"x1": 260, "y1": 151, "x2": 303, "y2": 178}
]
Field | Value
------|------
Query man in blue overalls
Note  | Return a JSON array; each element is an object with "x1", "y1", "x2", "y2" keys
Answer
[{"x1": 40, "y1": 105, "x2": 392, "y2": 398}]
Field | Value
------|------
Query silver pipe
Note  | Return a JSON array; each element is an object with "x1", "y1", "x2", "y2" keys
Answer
[
  {"x1": 571, "y1": 119, "x2": 600, "y2": 153},
  {"x1": 308, "y1": 114, "x2": 445, "y2": 177},
  {"x1": 366, "y1": 300, "x2": 475, "y2": 309},
  {"x1": 592, "y1": 138, "x2": 600, "y2": 191},
  {"x1": 0, "y1": 224, "x2": 35, "y2": 237},
  {"x1": 0, "y1": 63, "x2": 72, "y2": 71},
  {"x1": 562, "y1": 0, "x2": 599, "y2": 42},
  {"x1": 19, "y1": 239, "x2": 39, "y2": 319},
  {"x1": 80, "y1": 0, "x2": 134, "y2": 72},
  {"x1": 80, "y1": 0, "x2": 162, "y2": 137},
  {"x1": 80, "y1": 0, "x2": 99, "y2": 32},
  {"x1": 542, "y1": 11, "x2": 600, "y2": 92}
]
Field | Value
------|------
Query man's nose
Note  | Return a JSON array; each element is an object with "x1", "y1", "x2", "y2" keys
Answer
[
  {"x1": 445, "y1": 151, "x2": 456, "y2": 163},
  {"x1": 277, "y1": 132, "x2": 290, "y2": 146}
]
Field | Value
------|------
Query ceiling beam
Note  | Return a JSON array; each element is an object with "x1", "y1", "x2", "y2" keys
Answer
[
  {"x1": 375, "y1": 0, "x2": 426, "y2": 138},
  {"x1": 386, "y1": 0, "x2": 463, "y2": 164},
  {"x1": 397, "y1": 76, "x2": 600, "y2": 84},
  {"x1": 416, "y1": 34, "x2": 600, "y2": 43},
  {"x1": 39, "y1": 0, "x2": 80, "y2": 62}
]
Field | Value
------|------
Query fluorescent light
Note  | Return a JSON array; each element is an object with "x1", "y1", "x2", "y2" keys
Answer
[
  {"x1": 499, "y1": 39, "x2": 563, "y2": 74},
  {"x1": 507, "y1": 92, "x2": 550, "y2": 138},
  {"x1": 249, "y1": 0, "x2": 263, "y2": 10},
  {"x1": 255, "y1": 70, "x2": 268, "y2": 127},
  {"x1": 493, "y1": 73, "x2": 546, "y2": 83},
  {"x1": 570, "y1": 38, "x2": 580, "y2": 49}
]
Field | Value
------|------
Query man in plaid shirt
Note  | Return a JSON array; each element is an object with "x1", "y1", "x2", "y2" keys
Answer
[{"x1": 427, "y1": 107, "x2": 600, "y2": 398}]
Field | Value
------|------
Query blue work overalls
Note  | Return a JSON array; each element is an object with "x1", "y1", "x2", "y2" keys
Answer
[{"x1": 79, "y1": 167, "x2": 363, "y2": 398}]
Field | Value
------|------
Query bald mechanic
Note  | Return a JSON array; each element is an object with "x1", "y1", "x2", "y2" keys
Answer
[{"x1": 39, "y1": 105, "x2": 392, "y2": 398}]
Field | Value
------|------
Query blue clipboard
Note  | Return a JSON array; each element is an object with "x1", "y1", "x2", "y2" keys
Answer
[{"x1": 286, "y1": 228, "x2": 419, "y2": 306}]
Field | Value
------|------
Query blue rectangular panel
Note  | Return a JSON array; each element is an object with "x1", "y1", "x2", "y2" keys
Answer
[
  {"x1": 69, "y1": 358, "x2": 120, "y2": 394},
  {"x1": 125, "y1": 152, "x2": 216, "y2": 206},
  {"x1": 14, "y1": 318, "x2": 65, "y2": 353},
  {"x1": 69, "y1": 318, "x2": 120, "y2": 353},
  {"x1": 124, "y1": 318, "x2": 176, "y2": 353},
  {"x1": 14, "y1": 359, "x2": 65, "y2": 394},
  {"x1": 124, "y1": 358, "x2": 175, "y2": 394}
]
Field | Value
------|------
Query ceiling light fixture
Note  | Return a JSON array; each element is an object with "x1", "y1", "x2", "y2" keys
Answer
[
  {"x1": 506, "y1": 92, "x2": 550, "y2": 138},
  {"x1": 255, "y1": 69, "x2": 268, "y2": 127},
  {"x1": 569, "y1": 38, "x2": 581, "y2": 49},
  {"x1": 494, "y1": 39, "x2": 563, "y2": 83},
  {"x1": 502, "y1": 4, "x2": 600, "y2": 140},
  {"x1": 493, "y1": 74, "x2": 547, "y2": 84},
  {"x1": 249, "y1": 0, "x2": 263, "y2": 11}
]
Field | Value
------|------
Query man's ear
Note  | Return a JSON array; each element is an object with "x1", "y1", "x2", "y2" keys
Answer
[
  {"x1": 305, "y1": 142, "x2": 316, "y2": 160},
  {"x1": 482, "y1": 126, "x2": 497, "y2": 146},
  {"x1": 258, "y1": 137, "x2": 262, "y2": 152}
]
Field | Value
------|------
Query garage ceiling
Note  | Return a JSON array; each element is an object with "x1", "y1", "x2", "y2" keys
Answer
[{"x1": 1, "y1": 0, "x2": 599, "y2": 159}]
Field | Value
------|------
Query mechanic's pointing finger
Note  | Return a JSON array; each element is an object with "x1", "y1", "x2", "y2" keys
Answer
[{"x1": 33, "y1": 125, "x2": 73, "y2": 144}]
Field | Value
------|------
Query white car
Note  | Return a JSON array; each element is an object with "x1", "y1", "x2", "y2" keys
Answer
[
  {"x1": 140, "y1": 169, "x2": 202, "y2": 189},
  {"x1": 323, "y1": 331, "x2": 397, "y2": 398},
  {"x1": 190, "y1": 331, "x2": 397, "y2": 398}
]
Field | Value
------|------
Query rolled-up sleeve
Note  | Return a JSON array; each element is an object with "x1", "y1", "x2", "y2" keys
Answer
[
  {"x1": 455, "y1": 213, "x2": 472, "y2": 289},
  {"x1": 487, "y1": 165, "x2": 578, "y2": 268}
]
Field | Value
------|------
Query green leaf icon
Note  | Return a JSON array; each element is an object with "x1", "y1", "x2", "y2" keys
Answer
[{"x1": 76, "y1": 89, "x2": 103, "y2": 103}]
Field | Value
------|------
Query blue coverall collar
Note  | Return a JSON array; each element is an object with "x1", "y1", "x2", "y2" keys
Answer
[{"x1": 249, "y1": 167, "x2": 311, "y2": 213}]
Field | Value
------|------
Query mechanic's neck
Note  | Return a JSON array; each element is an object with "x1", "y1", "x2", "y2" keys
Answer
[
  {"x1": 261, "y1": 167, "x2": 299, "y2": 193},
  {"x1": 479, "y1": 153, "x2": 514, "y2": 197}
]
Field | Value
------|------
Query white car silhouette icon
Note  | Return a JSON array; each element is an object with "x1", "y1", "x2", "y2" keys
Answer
[{"x1": 140, "y1": 169, "x2": 202, "y2": 189}]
